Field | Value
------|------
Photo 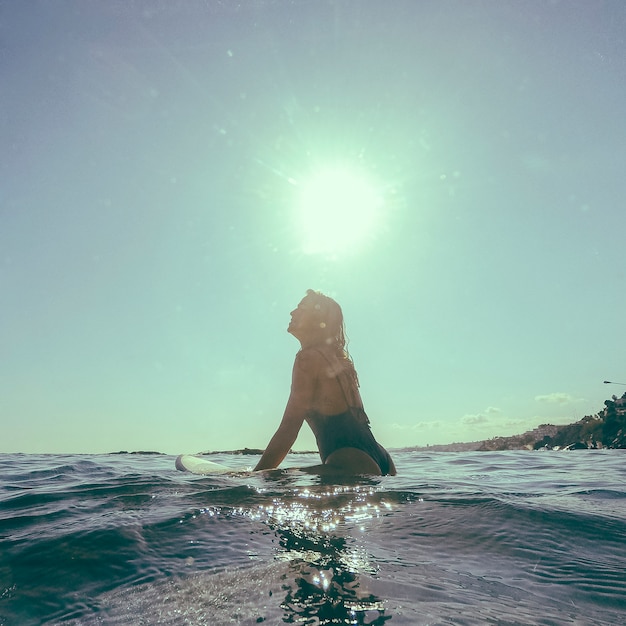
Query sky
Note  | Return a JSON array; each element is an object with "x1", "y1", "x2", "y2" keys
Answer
[{"x1": 1, "y1": 0, "x2": 625, "y2": 455}]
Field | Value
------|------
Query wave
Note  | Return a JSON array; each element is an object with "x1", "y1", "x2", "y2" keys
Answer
[{"x1": 2, "y1": 452, "x2": 626, "y2": 625}]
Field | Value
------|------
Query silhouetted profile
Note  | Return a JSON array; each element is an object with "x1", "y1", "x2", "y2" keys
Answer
[{"x1": 255, "y1": 290, "x2": 396, "y2": 476}]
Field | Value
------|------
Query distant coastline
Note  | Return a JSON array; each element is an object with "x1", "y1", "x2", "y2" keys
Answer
[
  {"x1": 110, "y1": 392, "x2": 626, "y2": 456},
  {"x1": 402, "y1": 391, "x2": 626, "y2": 452}
]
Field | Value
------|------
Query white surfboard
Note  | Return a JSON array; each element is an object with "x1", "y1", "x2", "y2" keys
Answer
[{"x1": 175, "y1": 454, "x2": 236, "y2": 475}]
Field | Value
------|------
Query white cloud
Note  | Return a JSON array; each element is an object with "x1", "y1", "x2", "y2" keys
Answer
[
  {"x1": 534, "y1": 392, "x2": 584, "y2": 404},
  {"x1": 461, "y1": 413, "x2": 488, "y2": 425},
  {"x1": 460, "y1": 406, "x2": 502, "y2": 425},
  {"x1": 413, "y1": 420, "x2": 443, "y2": 430},
  {"x1": 392, "y1": 421, "x2": 442, "y2": 430}
]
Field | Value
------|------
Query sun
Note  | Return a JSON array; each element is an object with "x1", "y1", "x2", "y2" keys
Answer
[{"x1": 294, "y1": 165, "x2": 383, "y2": 256}]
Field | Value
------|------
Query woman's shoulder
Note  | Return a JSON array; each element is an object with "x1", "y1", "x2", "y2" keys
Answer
[
  {"x1": 297, "y1": 346, "x2": 355, "y2": 379},
  {"x1": 296, "y1": 346, "x2": 347, "y2": 374},
  {"x1": 295, "y1": 347, "x2": 327, "y2": 368}
]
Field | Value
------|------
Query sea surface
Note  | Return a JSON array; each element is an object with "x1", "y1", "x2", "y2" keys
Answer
[{"x1": 1, "y1": 450, "x2": 625, "y2": 625}]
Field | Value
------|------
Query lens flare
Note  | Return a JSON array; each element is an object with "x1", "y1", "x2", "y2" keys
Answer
[{"x1": 295, "y1": 166, "x2": 383, "y2": 256}]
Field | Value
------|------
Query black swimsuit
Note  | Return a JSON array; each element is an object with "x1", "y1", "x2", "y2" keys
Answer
[
  {"x1": 304, "y1": 348, "x2": 393, "y2": 475},
  {"x1": 306, "y1": 407, "x2": 394, "y2": 475}
]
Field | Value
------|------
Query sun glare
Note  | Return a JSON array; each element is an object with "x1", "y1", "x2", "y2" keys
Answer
[{"x1": 295, "y1": 166, "x2": 383, "y2": 256}]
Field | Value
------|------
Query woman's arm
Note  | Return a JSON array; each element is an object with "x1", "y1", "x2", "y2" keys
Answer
[
  {"x1": 253, "y1": 414, "x2": 301, "y2": 470},
  {"x1": 254, "y1": 351, "x2": 317, "y2": 471}
]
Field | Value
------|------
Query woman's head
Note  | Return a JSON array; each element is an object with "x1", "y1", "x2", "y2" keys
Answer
[{"x1": 289, "y1": 289, "x2": 347, "y2": 351}]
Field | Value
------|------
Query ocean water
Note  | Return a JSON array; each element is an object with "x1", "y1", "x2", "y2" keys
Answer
[{"x1": 1, "y1": 451, "x2": 625, "y2": 626}]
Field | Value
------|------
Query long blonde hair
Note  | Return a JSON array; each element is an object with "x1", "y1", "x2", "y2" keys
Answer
[{"x1": 305, "y1": 289, "x2": 360, "y2": 388}]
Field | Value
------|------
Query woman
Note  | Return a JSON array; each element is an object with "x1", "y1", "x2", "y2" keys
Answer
[{"x1": 254, "y1": 290, "x2": 396, "y2": 476}]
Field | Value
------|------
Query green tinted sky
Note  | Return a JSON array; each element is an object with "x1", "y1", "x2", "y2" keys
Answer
[{"x1": 1, "y1": 0, "x2": 625, "y2": 454}]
